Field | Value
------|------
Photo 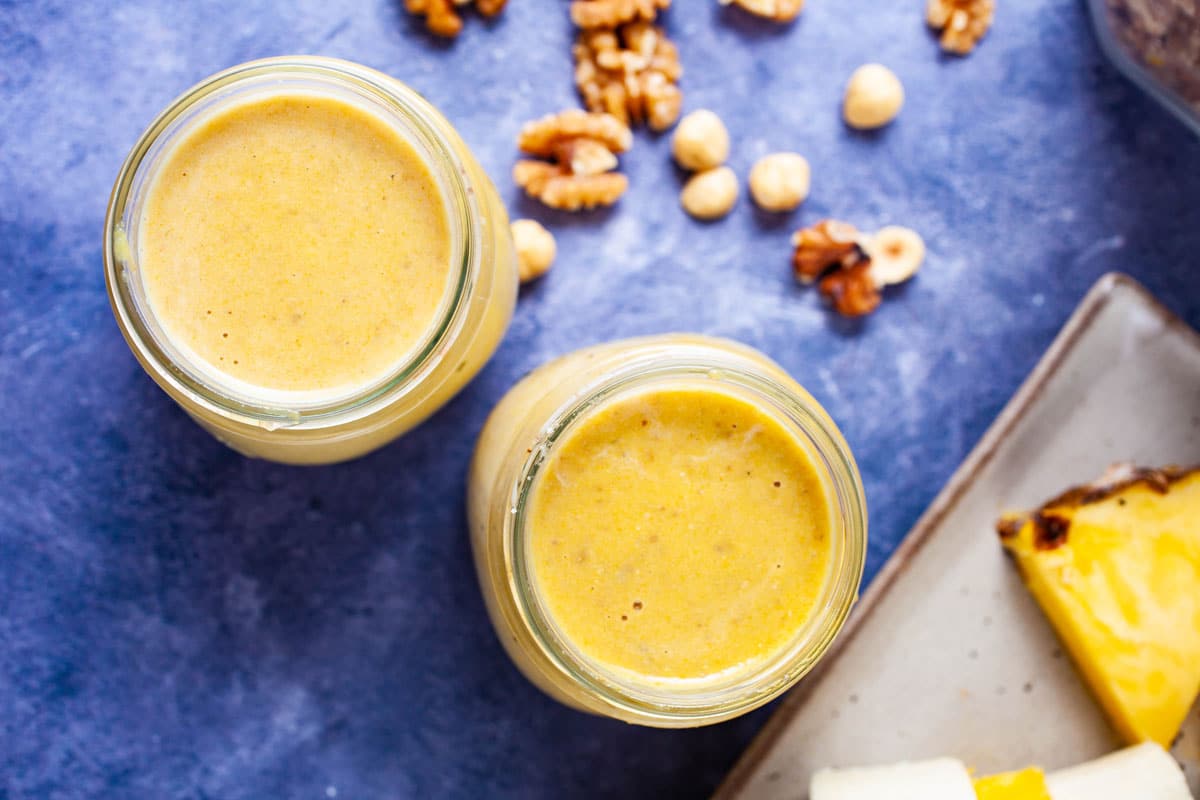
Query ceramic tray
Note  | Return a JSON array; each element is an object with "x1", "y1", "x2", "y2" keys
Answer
[{"x1": 714, "y1": 273, "x2": 1200, "y2": 799}]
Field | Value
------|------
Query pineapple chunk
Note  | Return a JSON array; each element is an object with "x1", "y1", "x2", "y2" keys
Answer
[
  {"x1": 973, "y1": 767, "x2": 1050, "y2": 799},
  {"x1": 998, "y1": 464, "x2": 1200, "y2": 747}
]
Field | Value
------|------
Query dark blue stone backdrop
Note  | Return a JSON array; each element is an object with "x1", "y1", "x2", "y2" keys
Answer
[{"x1": 2, "y1": 0, "x2": 1198, "y2": 797}]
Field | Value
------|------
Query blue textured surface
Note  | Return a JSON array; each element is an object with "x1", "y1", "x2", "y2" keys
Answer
[{"x1": 2, "y1": 1, "x2": 1199, "y2": 797}]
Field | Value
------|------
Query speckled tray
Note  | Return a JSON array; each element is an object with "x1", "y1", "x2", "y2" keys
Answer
[{"x1": 715, "y1": 273, "x2": 1200, "y2": 800}]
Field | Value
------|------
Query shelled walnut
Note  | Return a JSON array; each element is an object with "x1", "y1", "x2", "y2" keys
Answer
[
  {"x1": 819, "y1": 261, "x2": 881, "y2": 318},
  {"x1": 404, "y1": 0, "x2": 508, "y2": 37},
  {"x1": 717, "y1": 0, "x2": 804, "y2": 22},
  {"x1": 574, "y1": 22, "x2": 683, "y2": 131},
  {"x1": 926, "y1": 0, "x2": 994, "y2": 55},
  {"x1": 791, "y1": 220, "x2": 864, "y2": 284},
  {"x1": 514, "y1": 110, "x2": 632, "y2": 210},
  {"x1": 571, "y1": 0, "x2": 670, "y2": 28},
  {"x1": 790, "y1": 220, "x2": 924, "y2": 317}
]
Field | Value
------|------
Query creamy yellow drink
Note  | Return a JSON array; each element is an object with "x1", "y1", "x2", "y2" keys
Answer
[
  {"x1": 468, "y1": 335, "x2": 866, "y2": 726},
  {"x1": 140, "y1": 93, "x2": 451, "y2": 397},
  {"x1": 529, "y1": 386, "x2": 833, "y2": 682},
  {"x1": 106, "y1": 58, "x2": 517, "y2": 463}
]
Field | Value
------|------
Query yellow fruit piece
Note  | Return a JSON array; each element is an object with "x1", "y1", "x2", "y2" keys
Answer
[
  {"x1": 999, "y1": 465, "x2": 1200, "y2": 747},
  {"x1": 973, "y1": 767, "x2": 1051, "y2": 799}
]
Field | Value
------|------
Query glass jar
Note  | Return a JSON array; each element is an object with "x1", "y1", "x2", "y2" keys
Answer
[
  {"x1": 467, "y1": 334, "x2": 867, "y2": 727},
  {"x1": 1088, "y1": 0, "x2": 1200, "y2": 136},
  {"x1": 104, "y1": 57, "x2": 517, "y2": 464}
]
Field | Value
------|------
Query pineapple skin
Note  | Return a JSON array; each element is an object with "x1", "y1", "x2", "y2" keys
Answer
[
  {"x1": 999, "y1": 466, "x2": 1200, "y2": 748},
  {"x1": 973, "y1": 767, "x2": 1051, "y2": 800}
]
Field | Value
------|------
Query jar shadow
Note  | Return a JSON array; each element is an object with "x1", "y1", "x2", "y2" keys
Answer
[{"x1": 77, "y1": 374, "x2": 569, "y2": 790}]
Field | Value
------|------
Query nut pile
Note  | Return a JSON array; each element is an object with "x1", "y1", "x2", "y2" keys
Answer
[
  {"x1": 673, "y1": 110, "x2": 814, "y2": 220},
  {"x1": 792, "y1": 221, "x2": 925, "y2": 317},
  {"x1": 514, "y1": 0, "x2": 679, "y2": 216},
  {"x1": 574, "y1": 19, "x2": 683, "y2": 131},
  {"x1": 926, "y1": 0, "x2": 994, "y2": 55},
  {"x1": 404, "y1": 0, "x2": 508, "y2": 38},
  {"x1": 673, "y1": 110, "x2": 738, "y2": 220},
  {"x1": 513, "y1": 110, "x2": 633, "y2": 210},
  {"x1": 469, "y1": 0, "x2": 943, "y2": 309}
]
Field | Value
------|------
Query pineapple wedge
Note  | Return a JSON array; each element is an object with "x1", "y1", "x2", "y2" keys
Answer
[
  {"x1": 998, "y1": 464, "x2": 1200, "y2": 747},
  {"x1": 973, "y1": 767, "x2": 1051, "y2": 799}
]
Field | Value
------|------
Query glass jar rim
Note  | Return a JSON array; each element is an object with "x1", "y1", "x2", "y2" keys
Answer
[
  {"x1": 103, "y1": 56, "x2": 481, "y2": 429},
  {"x1": 504, "y1": 346, "x2": 868, "y2": 725}
]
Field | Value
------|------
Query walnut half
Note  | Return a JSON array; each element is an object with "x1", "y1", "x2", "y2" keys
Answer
[
  {"x1": 514, "y1": 110, "x2": 632, "y2": 211},
  {"x1": 791, "y1": 220, "x2": 864, "y2": 284},
  {"x1": 926, "y1": 0, "x2": 994, "y2": 55},
  {"x1": 718, "y1": 0, "x2": 804, "y2": 23},
  {"x1": 819, "y1": 261, "x2": 881, "y2": 318},
  {"x1": 791, "y1": 220, "x2": 925, "y2": 317},
  {"x1": 404, "y1": 0, "x2": 508, "y2": 38},
  {"x1": 571, "y1": 0, "x2": 671, "y2": 29},
  {"x1": 791, "y1": 220, "x2": 881, "y2": 318},
  {"x1": 575, "y1": 22, "x2": 683, "y2": 131}
]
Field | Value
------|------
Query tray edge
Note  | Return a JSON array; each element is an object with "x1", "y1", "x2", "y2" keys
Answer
[{"x1": 712, "y1": 272, "x2": 1199, "y2": 799}]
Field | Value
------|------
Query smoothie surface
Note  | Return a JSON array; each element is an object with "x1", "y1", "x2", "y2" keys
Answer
[
  {"x1": 528, "y1": 385, "x2": 835, "y2": 681},
  {"x1": 138, "y1": 92, "x2": 451, "y2": 394}
]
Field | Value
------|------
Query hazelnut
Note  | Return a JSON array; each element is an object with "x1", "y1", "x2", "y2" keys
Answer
[
  {"x1": 671, "y1": 110, "x2": 731, "y2": 172},
  {"x1": 680, "y1": 167, "x2": 739, "y2": 220},
  {"x1": 748, "y1": 152, "x2": 811, "y2": 212},
  {"x1": 863, "y1": 226, "x2": 925, "y2": 286},
  {"x1": 842, "y1": 64, "x2": 905, "y2": 130},
  {"x1": 511, "y1": 219, "x2": 557, "y2": 283}
]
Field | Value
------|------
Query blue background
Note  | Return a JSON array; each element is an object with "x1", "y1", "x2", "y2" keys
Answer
[{"x1": 2, "y1": 1, "x2": 1199, "y2": 797}]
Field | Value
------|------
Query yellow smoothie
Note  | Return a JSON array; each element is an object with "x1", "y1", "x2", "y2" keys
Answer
[
  {"x1": 108, "y1": 58, "x2": 517, "y2": 464},
  {"x1": 468, "y1": 335, "x2": 865, "y2": 724},
  {"x1": 138, "y1": 92, "x2": 452, "y2": 396},
  {"x1": 528, "y1": 385, "x2": 834, "y2": 683}
]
